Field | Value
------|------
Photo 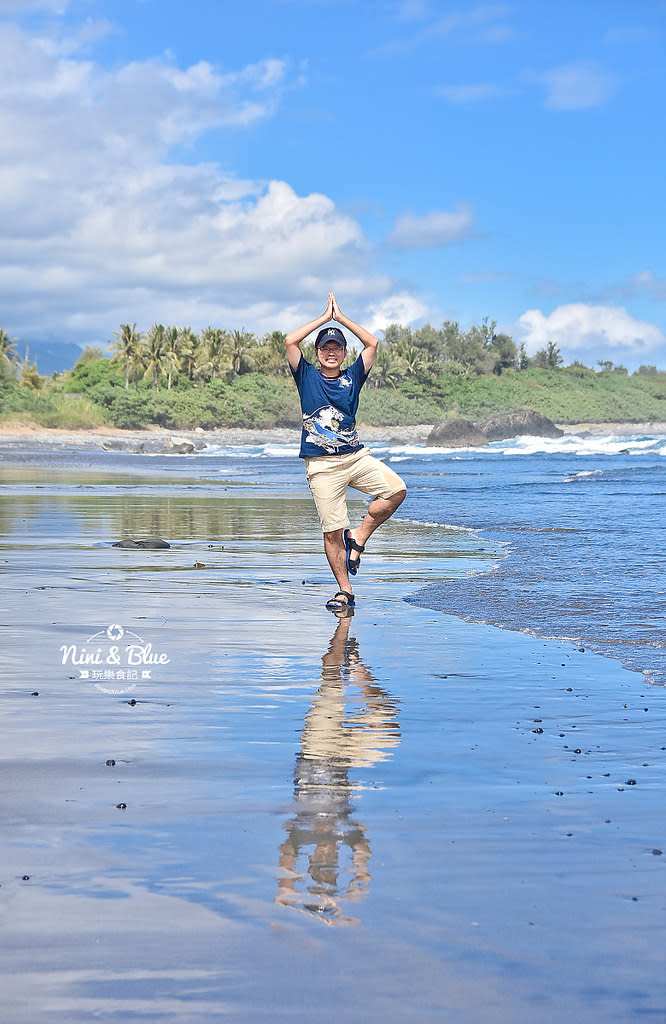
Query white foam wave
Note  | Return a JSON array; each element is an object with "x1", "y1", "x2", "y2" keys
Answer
[
  {"x1": 476, "y1": 434, "x2": 666, "y2": 457},
  {"x1": 392, "y1": 433, "x2": 666, "y2": 457},
  {"x1": 395, "y1": 517, "x2": 474, "y2": 532},
  {"x1": 563, "y1": 469, "x2": 605, "y2": 482},
  {"x1": 371, "y1": 444, "x2": 427, "y2": 457},
  {"x1": 382, "y1": 435, "x2": 666, "y2": 458},
  {"x1": 411, "y1": 444, "x2": 495, "y2": 456},
  {"x1": 262, "y1": 444, "x2": 300, "y2": 457},
  {"x1": 200, "y1": 443, "x2": 298, "y2": 458},
  {"x1": 172, "y1": 433, "x2": 666, "y2": 460}
]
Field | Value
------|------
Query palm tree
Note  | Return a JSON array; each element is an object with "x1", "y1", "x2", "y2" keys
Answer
[
  {"x1": 142, "y1": 324, "x2": 168, "y2": 390},
  {"x1": 254, "y1": 330, "x2": 288, "y2": 377},
  {"x1": 229, "y1": 328, "x2": 255, "y2": 375},
  {"x1": 110, "y1": 323, "x2": 142, "y2": 389},
  {"x1": 163, "y1": 325, "x2": 181, "y2": 389},
  {"x1": 371, "y1": 348, "x2": 399, "y2": 389},
  {"x1": 0, "y1": 328, "x2": 18, "y2": 369},
  {"x1": 396, "y1": 343, "x2": 426, "y2": 378},
  {"x1": 177, "y1": 327, "x2": 200, "y2": 380},
  {"x1": 0, "y1": 329, "x2": 18, "y2": 383},
  {"x1": 199, "y1": 326, "x2": 229, "y2": 380}
]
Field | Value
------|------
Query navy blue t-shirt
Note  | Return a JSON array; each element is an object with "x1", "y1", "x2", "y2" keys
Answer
[{"x1": 290, "y1": 353, "x2": 369, "y2": 459}]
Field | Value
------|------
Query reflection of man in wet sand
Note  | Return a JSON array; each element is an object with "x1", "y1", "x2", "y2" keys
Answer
[{"x1": 275, "y1": 616, "x2": 400, "y2": 925}]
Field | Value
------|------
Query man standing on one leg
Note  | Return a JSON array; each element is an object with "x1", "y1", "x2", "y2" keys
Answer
[{"x1": 285, "y1": 293, "x2": 407, "y2": 612}]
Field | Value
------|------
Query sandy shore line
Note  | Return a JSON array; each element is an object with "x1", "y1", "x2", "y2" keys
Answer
[
  {"x1": 1, "y1": 419, "x2": 666, "y2": 448},
  {"x1": 0, "y1": 421, "x2": 433, "y2": 446}
]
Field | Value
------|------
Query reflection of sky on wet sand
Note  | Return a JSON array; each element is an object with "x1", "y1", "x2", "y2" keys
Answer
[{"x1": 1, "y1": 455, "x2": 665, "y2": 1022}]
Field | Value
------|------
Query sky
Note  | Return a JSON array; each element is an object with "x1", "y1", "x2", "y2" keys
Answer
[{"x1": 1, "y1": 0, "x2": 665, "y2": 372}]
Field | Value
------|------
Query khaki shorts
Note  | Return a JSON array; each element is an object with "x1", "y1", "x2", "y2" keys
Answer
[{"x1": 304, "y1": 448, "x2": 406, "y2": 533}]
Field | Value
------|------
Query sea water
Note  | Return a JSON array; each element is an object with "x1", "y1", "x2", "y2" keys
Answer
[
  {"x1": 389, "y1": 432, "x2": 666, "y2": 688},
  {"x1": 200, "y1": 428, "x2": 666, "y2": 687},
  {"x1": 2, "y1": 426, "x2": 664, "y2": 687}
]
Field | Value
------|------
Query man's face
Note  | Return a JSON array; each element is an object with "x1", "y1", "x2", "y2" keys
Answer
[{"x1": 317, "y1": 342, "x2": 346, "y2": 372}]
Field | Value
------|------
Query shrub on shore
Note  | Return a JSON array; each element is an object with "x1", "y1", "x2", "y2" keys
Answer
[
  {"x1": 1, "y1": 316, "x2": 665, "y2": 431},
  {"x1": 0, "y1": 386, "x2": 107, "y2": 429}
]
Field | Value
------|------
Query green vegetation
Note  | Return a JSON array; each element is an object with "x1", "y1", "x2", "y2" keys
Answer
[{"x1": 1, "y1": 319, "x2": 665, "y2": 431}]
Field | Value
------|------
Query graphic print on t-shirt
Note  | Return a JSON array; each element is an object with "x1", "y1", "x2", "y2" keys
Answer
[{"x1": 303, "y1": 405, "x2": 360, "y2": 453}]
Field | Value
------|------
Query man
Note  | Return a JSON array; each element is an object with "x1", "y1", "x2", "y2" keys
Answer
[{"x1": 286, "y1": 293, "x2": 407, "y2": 612}]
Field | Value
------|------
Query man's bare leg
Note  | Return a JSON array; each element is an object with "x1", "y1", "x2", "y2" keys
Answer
[
  {"x1": 323, "y1": 488, "x2": 407, "y2": 591},
  {"x1": 348, "y1": 489, "x2": 406, "y2": 566},
  {"x1": 323, "y1": 529, "x2": 353, "y2": 598}
]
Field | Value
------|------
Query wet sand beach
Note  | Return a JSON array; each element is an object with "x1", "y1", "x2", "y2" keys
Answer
[{"x1": 0, "y1": 433, "x2": 665, "y2": 1023}]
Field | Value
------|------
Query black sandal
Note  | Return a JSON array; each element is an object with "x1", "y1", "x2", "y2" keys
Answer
[
  {"x1": 344, "y1": 529, "x2": 365, "y2": 576},
  {"x1": 325, "y1": 591, "x2": 356, "y2": 611}
]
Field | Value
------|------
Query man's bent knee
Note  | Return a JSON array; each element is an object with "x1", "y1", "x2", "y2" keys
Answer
[{"x1": 384, "y1": 486, "x2": 406, "y2": 507}]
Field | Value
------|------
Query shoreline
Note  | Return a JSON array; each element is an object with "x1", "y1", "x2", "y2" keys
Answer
[
  {"x1": 0, "y1": 421, "x2": 432, "y2": 446},
  {"x1": 1, "y1": 419, "x2": 666, "y2": 449}
]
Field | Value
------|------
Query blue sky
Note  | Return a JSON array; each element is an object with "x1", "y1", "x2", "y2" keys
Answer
[{"x1": 1, "y1": 0, "x2": 665, "y2": 370}]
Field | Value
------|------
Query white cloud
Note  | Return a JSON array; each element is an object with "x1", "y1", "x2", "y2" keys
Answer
[
  {"x1": 517, "y1": 303, "x2": 665, "y2": 365},
  {"x1": 366, "y1": 294, "x2": 429, "y2": 335},
  {"x1": 538, "y1": 60, "x2": 616, "y2": 111},
  {"x1": 387, "y1": 202, "x2": 476, "y2": 250},
  {"x1": 0, "y1": 22, "x2": 419, "y2": 345}
]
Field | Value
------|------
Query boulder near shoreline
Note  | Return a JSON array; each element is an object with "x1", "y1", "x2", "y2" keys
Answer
[{"x1": 426, "y1": 409, "x2": 564, "y2": 447}]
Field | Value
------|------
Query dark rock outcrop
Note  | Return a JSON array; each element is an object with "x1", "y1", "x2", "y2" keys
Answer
[
  {"x1": 164, "y1": 437, "x2": 196, "y2": 454},
  {"x1": 100, "y1": 436, "x2": 203, "y2": 455},
  {"x1": 112, "y1": 539, "x2": 171, "y2": 549},
  {"x1": 477, "y1": 409, "x2": 563, "y2": 441},
  {"x1": 425, "y1": 418, "x2": 490, "y2": 447},
  {"x1": 426, "y1": 409, "x2": 562, "y2": 447}
]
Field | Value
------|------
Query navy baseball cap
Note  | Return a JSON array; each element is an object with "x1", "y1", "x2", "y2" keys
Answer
[{"x1": 315, "y1": 327, "x2": 347, "y2": 349}]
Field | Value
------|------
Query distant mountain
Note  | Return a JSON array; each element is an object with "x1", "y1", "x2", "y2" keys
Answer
[{"x1": 18, "y1": 341, "x2": 89, "y2": 376}]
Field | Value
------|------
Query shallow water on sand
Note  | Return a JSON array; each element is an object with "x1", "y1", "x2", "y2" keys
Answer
[
  {"x1": 366, "y1": 435, "x2": 666, "y2": 688},
  {"x1": 0, "y1": 441, "x2": 665, "y2": 1023}
]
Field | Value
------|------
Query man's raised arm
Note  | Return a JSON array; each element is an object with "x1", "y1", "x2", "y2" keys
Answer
[
  {"x1": 285, "y1": 293, "x2": 334, "y2": 370},
  {"x1": 331, "y1": 296, "x2": 378, "y2": 372}
]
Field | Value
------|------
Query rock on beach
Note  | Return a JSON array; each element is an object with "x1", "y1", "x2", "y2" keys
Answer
[
  {"x1": 426, "y1": 409, "x2": 563, "y2": 447},
  {"x1": 112, "y1": 539, "x2": 171, "y2": 549}
]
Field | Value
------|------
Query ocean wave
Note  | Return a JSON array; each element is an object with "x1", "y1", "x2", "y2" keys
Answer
[
  {"x1": 394, "y1": 516, "x2": 477, "y2": 532},
  {"x1": 562, "y1": 469, "x2": 605, "y2": 483},
  {"x1": 199, "y1": 444, "x2": 298, "y2": 458},
  {"x1": 140, "y1": 432, "x2": 666, "y2": 461},
  {"x1": 379, "y1": 434, "x2": 666, "y2": 458}
]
